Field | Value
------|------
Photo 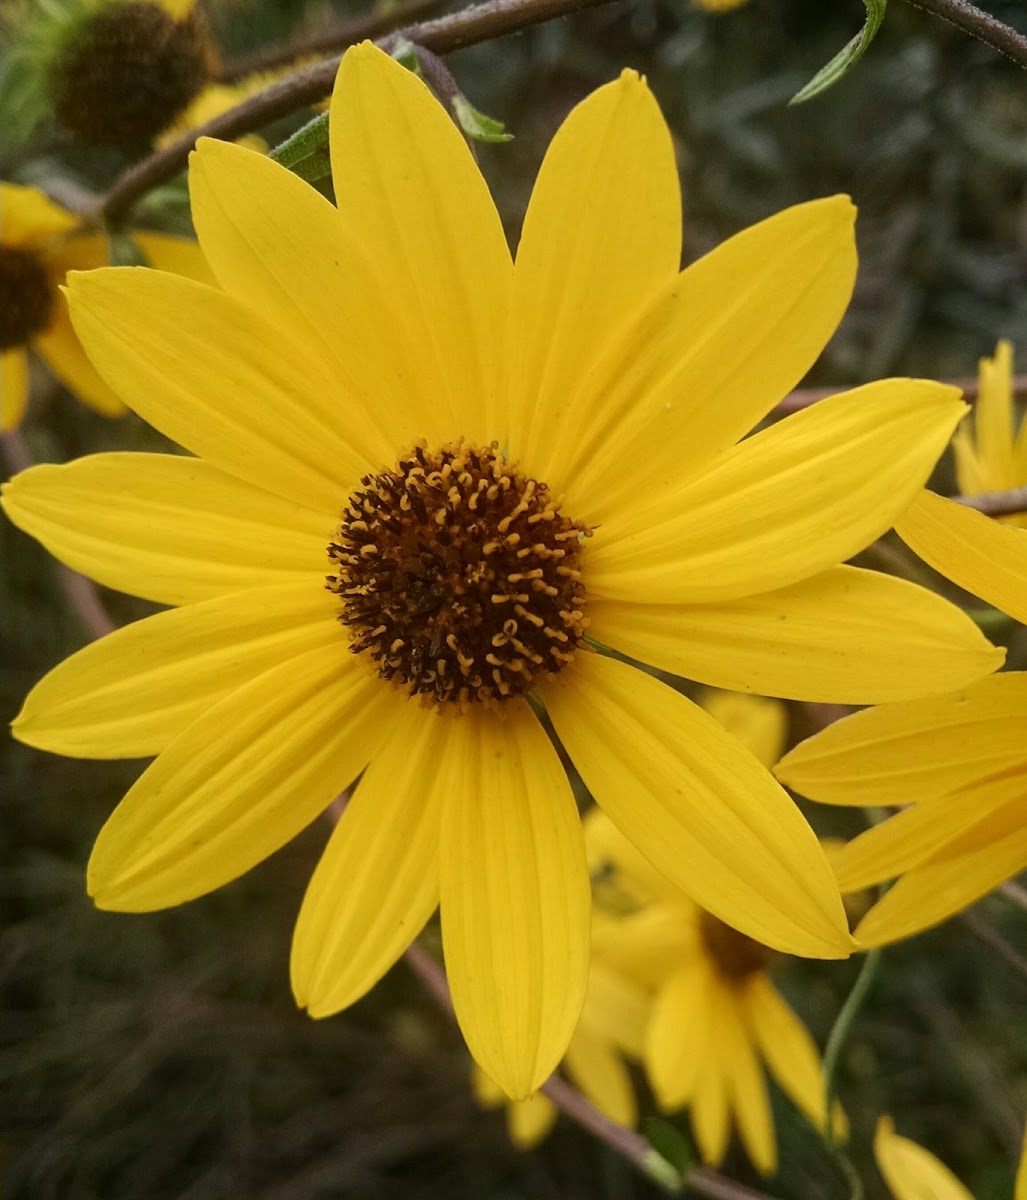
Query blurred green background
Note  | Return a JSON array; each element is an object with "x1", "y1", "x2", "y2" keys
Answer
[{"x1": 3, "y1": 0, "x2": 1027, "y2": 1196}]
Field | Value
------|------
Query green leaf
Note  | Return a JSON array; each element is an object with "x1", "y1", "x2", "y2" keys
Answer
[
  {"x1": 450, "y1": 93, "x2": 513, "y2": 144},
  {"x1": 269, "y1": 112, "x2": 332, "y2": 187},
  {"x1": 790, "y1": 0, "x2": 887, "y2": 105},
  {"x1": 390, "y1": 38, "x2": 425, "y2": 78},
  {"x1": 642, "y1": 1116, "x2": 692, "y2": 1180}
]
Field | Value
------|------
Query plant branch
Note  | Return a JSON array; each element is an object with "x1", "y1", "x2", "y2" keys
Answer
[
  {"x1": 403, "y1": 942, "x2": 775, "y2": 1199},
  {"x1": 772, "y1": 373, "x2": 1027, "y2": 416},
  {"x1": 97, "y1": 0, "x2": 623, "y2": 225},
  {"x1": 954, "y1": 484, "x2": 1027, "y2": 518},
  {"x1": 901, "y1": 0, "x2": 1027, "y2": 70},
  {"x1": 220, "y1": 0, "x2": 452, "y2": 83}
]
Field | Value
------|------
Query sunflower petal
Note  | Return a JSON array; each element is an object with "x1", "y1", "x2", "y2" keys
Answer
[
  {"x1": 0, "y1": 453, "x2": 329, "y2": 605},
  {"x1": 1, "y1": 349, "x2": 29, "y2": 431},
  {"x1": 897, "y1": 490, "x2": 1027, "y2": 625},
  {"x1": 439, "y1": 701, "x2": 590, "y2": 1100},
  {"x1": 329, "y1": 43, "x2": 511, "y2": 442},
  {"x1": 745, "y1": 975, "x2": 830, "y2": 1133},
  {"x1": 829, "y1": 765, "x2": 1027, "y2": 892},
  {"x1": 88, "y1": 648, "x2": 391, "y2": 911},
  {"x1": 722, "y1": 998, "x2": 776, "y2": 1175},
  {"x1": 544, "y1": 654, "x2": 852, "y2": 958},
  {"x1": 646, "y1": 958, "x2": 716, "y2": 1109},
  {"x1": 691, "y1": 1032, "x2": 731, "y2": 1166},
  {"x1": 855, "y1": 792, "x2": 1027, "y2": 946},
  {"x1": 292, "y1": 703, "x2": 445, "y2": 1017},
  {"x1": 588, "y1": 380, "x2": 966, "y2": 604},
  {"x1": 578, "y1": 959, "x2": 650, "y2": 1058},
  {"x1": 560, "y1": 197, "x2": 857, "y2": 520},
  {"x1": 508, "y1": 1093, "x2": 559, "y2": 1148},
  {"x1": 507, "y1": 69, "x2": 681, "y2": 471},
  {"x1": 590, "y1": 565, "x2": 1002, "y2": 704},
  {"x1": 775, "y1": 672, "x2": 1027, "y2": 807},
  {"x1": 874, "y1": 1117, "x2": 974, "y2": 1200},
  {"x1": 66, "y1": 268, "x2": 371, "y2": 510},
  {"x1": 564, "y1": 1027, "x2": 637, "y2": 1128},
  {"x1": 1, "y1": 182, "x2": 77, "y2": 246},
  {"x1": 33, "y1": 281, "x2": 126, "y2": 417},
  {"x1": 14, "y1": 583, "x2": 341, "y2": 758}
]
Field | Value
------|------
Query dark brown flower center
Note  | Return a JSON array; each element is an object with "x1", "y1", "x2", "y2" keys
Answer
[
  {"x1": 699, "y1": 911, "x2": 772, "y2": 982},
  {"x1": 50, "y1": 2, "x2": 212, "y2": 146},
  {"x1": 327, "y1": 441, "x2": 591, "y2": 708},
  {"x1": 0, "y1": 247, "x2": 54, "y2": 350}
]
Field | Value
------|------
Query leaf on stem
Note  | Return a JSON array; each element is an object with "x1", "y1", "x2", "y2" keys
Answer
[{"x1": 790, "y1": 0, "x2": 887, "y2": 105}]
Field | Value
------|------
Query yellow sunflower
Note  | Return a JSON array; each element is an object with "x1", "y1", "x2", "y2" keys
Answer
[
  {"x1": 874, "y1": 1117, "x2": 974, "y2": 1200},
  {"x1": 777, "y1": 465, "x2": 1027, "y2": 947},
  {"x1": 1, "y1": 183, "x2": 209, "y2": 430},
  {"x1": 952, "y1": 340, "x2": 1026, "y2": 529},
  {"x1": 0, "y1": 43, "x2": 1003, "y2": 1099}
]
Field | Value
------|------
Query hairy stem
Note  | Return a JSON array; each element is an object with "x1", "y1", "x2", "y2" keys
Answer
[
  {"x1": 902, "y1": 0, "x2": 1027, "y2": 69},
  {"x1": 955, "y1": 484, "x2": 1027, "y2": 519}
]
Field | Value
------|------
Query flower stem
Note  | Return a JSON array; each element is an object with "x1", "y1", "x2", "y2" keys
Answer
[
  {"x1": 901, "y1": 0, "x2": 1027, "y2": 70},
  {"x1": 822, "y1": 947, "x2": 883, "y2": 1151}
]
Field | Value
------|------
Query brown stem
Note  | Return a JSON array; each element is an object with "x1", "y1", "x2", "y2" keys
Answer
[
  {"x1": 954, "y1": 484, "x2": 1027, "y2": 518},
  {"x1": 219, "y1": 0, "x2": 452, "y2": 83},
  {"x1": 772, "y1": 373, "x2": 1027, "y2": 416},
  {"x1": 2, "y1": 430, "x2": 116, "y2": 640},
  {"x1": 901, "y1": 0, "x2": 1027, "y2": 70},
  {"x1": 98, "y1": 0, "x2": 623, "y2": 225},
  {"x1": 403, "y1": 940, "x2": 775, "y2": 1200}
]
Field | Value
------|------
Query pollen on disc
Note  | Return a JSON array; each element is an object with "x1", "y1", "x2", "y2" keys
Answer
[{"x1": 327, "y1": 441, "x2": 592, "y2": 707}]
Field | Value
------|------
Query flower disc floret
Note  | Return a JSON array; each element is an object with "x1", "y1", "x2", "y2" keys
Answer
[
  {"x1": 699, "y1": 910, "x2": 772, "y2": 981},
  {"x1": 327, "y1": 441, "x2": 591, "y2": 706},
  {"x1": 1, "y1": 247, "x2": 54, "y2": 349}
]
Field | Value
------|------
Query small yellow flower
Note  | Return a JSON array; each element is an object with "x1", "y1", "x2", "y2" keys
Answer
[
  {"x1": 874, "y1": 1116, "x2": 974, "y2": 1200},
  {"x1": 0, "y1": 183, "x2": 208, "y2": 430},
  {"x1": 952, "y1": 340, "x2": 1026, "y2": 529},
  {"x1": 693, "y1": 0, "x2": 749, "y2": 11},
  {"x1": 0, "y1": 44, "x2": 1003, "y2": 1099}
]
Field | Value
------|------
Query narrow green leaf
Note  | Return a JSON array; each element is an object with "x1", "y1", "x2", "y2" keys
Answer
[
  {"x1": 450, "y1": 93, "x2": 513, "y2": 144},
  {"x1": 790, "y1": 0, "x2": 887, "y2": 105},
  {"x1": 106, "y1": 232, "x2": 147, "y2": 267},
  {"x1": 269, "y1": 112, "x2": 332, "y2": 186},
  {"x1": 642, "y1": 1115, "x2": 693, "y2": 1177},
  {"x1": 390, "y1": 38, "x2": 425, "y2": 78}
]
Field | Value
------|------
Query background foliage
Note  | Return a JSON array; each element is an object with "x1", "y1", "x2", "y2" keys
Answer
[{"x1": 2, "y1": 0, "x2": 1026, "y2": 1196}]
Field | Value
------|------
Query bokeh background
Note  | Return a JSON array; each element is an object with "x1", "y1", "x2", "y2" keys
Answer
[{"x1": 2, "y1": 0, "x2": 1027, "y2": 1196}]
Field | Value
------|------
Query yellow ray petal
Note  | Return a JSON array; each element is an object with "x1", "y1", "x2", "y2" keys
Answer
[
  {"x1": 329, "y1": 43, "x2": 512, "y2": 443},
  {"x1": 775, "y1": 672, "x2": 1027, "y2": 808},
  {"x1": 13, "y1": 583, "x2": 341, "y2": 759},
  {"x1": 1016, "y1": 1122, "x2": 1027, "y2": 1200},
  {"x1": 0, "y1": 453, "x2": 330, "y2": 605},
  {"x1": 700, "y1": 690, "x2": 787, "y2": 769},
  {"x1": 952, "y1": 427, "x2": 988, "y2": 496},
  {"x1": 89, "y1": 648, "x2": 391, "y2": 911},
  {"x1": 506, "y1": 68, "x2": 680, "y2": 474},
  {"x1": 543, "y1": 654, "x2": 852, "y2": 958},
  {"x1": 439, "y1": 701, "x2": 590, "y2": 1100},
  {"x1": 972, "y1": 339, "x2": 1016, "y2": 488},
  {"x1": 578, "y1": 958, "x2": 650, "y2": 1058},
  {"x1": 592, "y1": 902, "x2": 697, "y2": 990},
  {"x1": 132, "y1": 232, "x2": 214, "y2": 284},
  {"x1": 897, "y1": 490, "x2": 1027, "y2": 625},
  {"x1": 564, "y1": 1026, "x2": 637, "y2": 1128},
  {"x1": 471, "y1": 1064, "x2": 504, "y2": 1109},
  {"x1": 1, "y1": 183, "x2": 77, "y2": 247},
  {"x1": 584, "y1": 805, "x2": 684, "y2": 908},
  {"x1": 745, "y1": 974, "x2": 831, "y2": 1134},
  {"x1": 590, "y1": 565, "x2": 1002, "y2": 704},
  {"x1": 557, "y1": 197, "x2": 857, "y2": 522},
  {"x1": 587, "y1": 380, "x2": 965, "y2": 604},
  {"x1": 721, "y1": 996, "x2": 776, "y2": 1176},
  {"x1": 292, "y1": 703, "x2": 445, "y2": 1017},
  {"x1": 66, "y1": 268, "x2": 373, "y2": 511},
  {"x1": 1, "y1": 349, "x2": 29, "y2": 431},
  {"x1": 508, "y1": 1092, "x2": 559, "y2": 1148},
  {"x1": 189, "y1": 138, "x2": 419, "y2": 462},
  {"x1": 829, "y1": 764, "x2": 1027, "y2": 893},
  {"x1": 874, "y1": 1117, "x2": 974, "y2": 1200},
  {"x1": 691, "y1": 1027, "x2": 732, "y2": 1167},
  {"x1": 646, "y1": 957, "x2": 717, "y2": 1109},
  {"x1": 855, "y1": 793, "x2": 1027, "y2": 946}
]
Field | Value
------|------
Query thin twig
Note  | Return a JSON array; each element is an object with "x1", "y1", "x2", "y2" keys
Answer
[
  {"x1": 901, "y1": 0, "x2": 1027, "y2": 70},
  {"x1": 954, "y1": 484, "x2": 1027, "y2": 519},
  {"x1": 403, "y1": 941, "x2": 775, "y2": 1199},
  {"x1": 772, "y1": 373, "x2": 1027, "y2": 416},
  {"x1": 219, "y1": 0, "x2": 452, "y2": 83},
  {"x1": 97, "y1": 0, "x2": 623, "y2": 224},
  {"x1": 2, "y1": 430, "x2": 115, "y2": 640},
  {"x1": 959, "y1": 911, "x2": 1027, "y2": 983},
  {"x1": 999, "y1": 879, "x2": 1027, "y2": 913}
]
